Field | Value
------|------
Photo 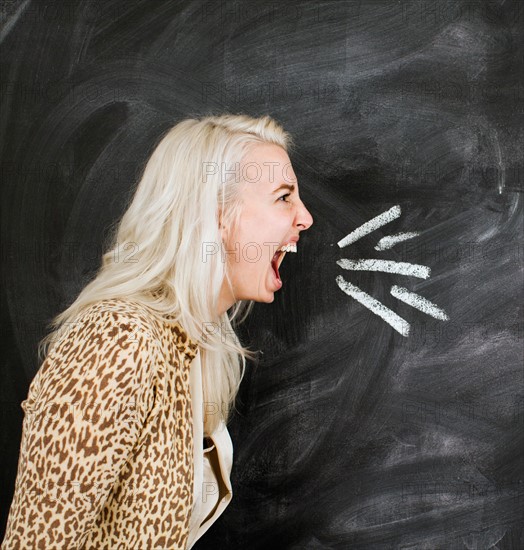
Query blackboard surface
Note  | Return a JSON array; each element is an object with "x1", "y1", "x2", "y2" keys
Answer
[{"x1": 1, "y1": 1, "x2": 522, "y2": 548}]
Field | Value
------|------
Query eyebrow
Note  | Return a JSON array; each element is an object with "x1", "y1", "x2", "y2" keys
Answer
[{"x1": 272, "y1": 183, "x2": 296, "y2": 194}]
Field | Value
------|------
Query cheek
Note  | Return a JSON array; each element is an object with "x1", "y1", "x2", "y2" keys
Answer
[
  {"x1": 243, "y1": 243, "x2": 266, "y2": 269},
  {"x1": 231, "y1": 203, "x2": 292, "y2": 259},
  {"x1": 236, "y1": 209, "x2": 267, "y2": 243}
]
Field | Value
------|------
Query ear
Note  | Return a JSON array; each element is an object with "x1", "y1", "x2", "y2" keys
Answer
[
  {"x1": 220, "y1": 223, "x2": 228, "y2": 244},
  {"x1": 218, "y1": 209, "x2": 228, "y2": 244}
]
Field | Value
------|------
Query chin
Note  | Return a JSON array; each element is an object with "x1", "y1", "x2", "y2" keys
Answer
[
  {"x1": 251, "y1": 295, "x2": 275, "y2": 304},
  {"x1": 252, "y1": 289, "x2": 276, "y2": 303}
]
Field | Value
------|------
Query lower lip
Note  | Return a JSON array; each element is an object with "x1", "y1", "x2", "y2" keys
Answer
[{"x1": 271, "y1": 265, "x2": 283, "y2": 289}]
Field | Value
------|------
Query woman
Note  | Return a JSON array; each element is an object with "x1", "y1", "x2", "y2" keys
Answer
[{"x1": 2, "y1": 113, "x2": 314, "y2": 549}]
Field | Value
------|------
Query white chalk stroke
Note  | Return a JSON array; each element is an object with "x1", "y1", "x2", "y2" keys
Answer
[
  {"x1": 337, "y1": 205, "x2": 401, "y2": 248},
  {"x1": 375, "y1": 232, "x2": 420, "y2": 251},
  {"x1": 336, "y1": 276, "x2": 411, "y2": 337},
  {"x1": 337, "y1": 259, "x2": 431, "y2": 279},
  {"x1": 390, "y1": 285, "x2": 450, "y2": 321},
  {"x1": 335, "y1": 204, "x2": 449, "y2": 337}
]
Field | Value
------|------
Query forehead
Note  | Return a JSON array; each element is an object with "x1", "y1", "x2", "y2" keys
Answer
[{"x1": 240, "y1": 143, "x2": 297, "y2": 186}]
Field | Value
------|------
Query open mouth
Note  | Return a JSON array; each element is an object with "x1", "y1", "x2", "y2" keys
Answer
[{"x1": 271, "y1": 250, "x2": 287, "y2": 281}]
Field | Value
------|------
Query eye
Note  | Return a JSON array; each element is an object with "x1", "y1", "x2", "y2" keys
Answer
[{"x1": 278, "y1": 193, "x2": 291, "y2": 203}]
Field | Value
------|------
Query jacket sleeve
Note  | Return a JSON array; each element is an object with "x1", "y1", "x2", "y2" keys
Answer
[{"x1": 2, "y1": 306, "x2": 160, "y2": 549}]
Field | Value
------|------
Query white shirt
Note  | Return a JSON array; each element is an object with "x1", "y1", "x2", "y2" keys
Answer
[{"x1": 187, "y1": 350, "x2": 234, "y2": 549}]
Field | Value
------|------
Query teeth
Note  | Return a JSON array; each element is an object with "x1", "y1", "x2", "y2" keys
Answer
[{"x1": 278, "y1": 243, "x2": 297, "y2": 253}]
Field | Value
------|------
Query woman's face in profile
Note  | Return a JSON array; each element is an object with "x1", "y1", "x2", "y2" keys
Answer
[{"x1": 219, "y1": 143, "x2": 314, "y2": 313}]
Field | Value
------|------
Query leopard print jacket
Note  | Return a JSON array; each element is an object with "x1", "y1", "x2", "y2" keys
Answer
[{"x1": 2, "y1": 298, "x2": 201, "y2": 549}]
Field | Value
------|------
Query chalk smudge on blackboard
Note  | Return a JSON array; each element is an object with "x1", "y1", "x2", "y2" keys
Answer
[{"x1": 0, "y1": 0, "x2": 31, "y2": 44}]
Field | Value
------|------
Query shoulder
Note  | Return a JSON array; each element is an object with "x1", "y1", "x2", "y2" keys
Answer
[
  {"x1": 39, "y1": 299, "x2": 163, "y2": 376},
  {"x1": 71, "y1": 297, "x2": 200, "y2": 362},
  {"x1": 49, "y1": 298, "x2": 160, "y2": 353},
  {"x1": 26, "y1": 299, "x2": 166, "y2": 412},
  {"x1": 43, "y1": 297, "x2": 200, "y2": 387},
  {"x1": 79, "y1": 298, "x2": 162, "y2": 333}
]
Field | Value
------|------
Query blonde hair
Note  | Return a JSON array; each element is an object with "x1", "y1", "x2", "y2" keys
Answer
[{"x1": 37, "y1": 112, "x2": 294, "y2": 435}]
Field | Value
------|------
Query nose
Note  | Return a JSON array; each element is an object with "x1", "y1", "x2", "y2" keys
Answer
[{"x1": 296, "y1": 199, "x2": 314, "y2": 231}]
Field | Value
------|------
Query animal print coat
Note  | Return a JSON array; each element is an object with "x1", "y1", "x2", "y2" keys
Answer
[{"x1": 2, "y1": 298, "x2": 200, "y2": 549}]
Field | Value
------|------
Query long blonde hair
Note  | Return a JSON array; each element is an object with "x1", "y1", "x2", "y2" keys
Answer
[{"x1": 37, "y1": 113, "x2": 294, "y2": 435}]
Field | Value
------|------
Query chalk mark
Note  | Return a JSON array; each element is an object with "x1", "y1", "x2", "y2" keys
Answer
[
  {"x1": 375, "y1": 231, "x2": 420, "y2": 251},
  {"x1": 336, "y1": 276, "x2": 411, "y2": 337},
  {"x1": 391, "y1": 285, "x2": 449, "y2": 321},
  {"x1": 337, "y1": 205, "x2": 401, "y2": 248},
  {"x1": 337, "y1": 259, "x2": 431, "y2": 279}
]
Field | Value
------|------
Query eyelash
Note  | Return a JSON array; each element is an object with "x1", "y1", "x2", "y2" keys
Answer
[{"x1": 278, "y1": 193, "x2": 291, "y2": 203}]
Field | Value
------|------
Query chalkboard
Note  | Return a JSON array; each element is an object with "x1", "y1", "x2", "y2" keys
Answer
[{"x1": 1, "y1": 1, "x2": 522, "y2": 548}]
